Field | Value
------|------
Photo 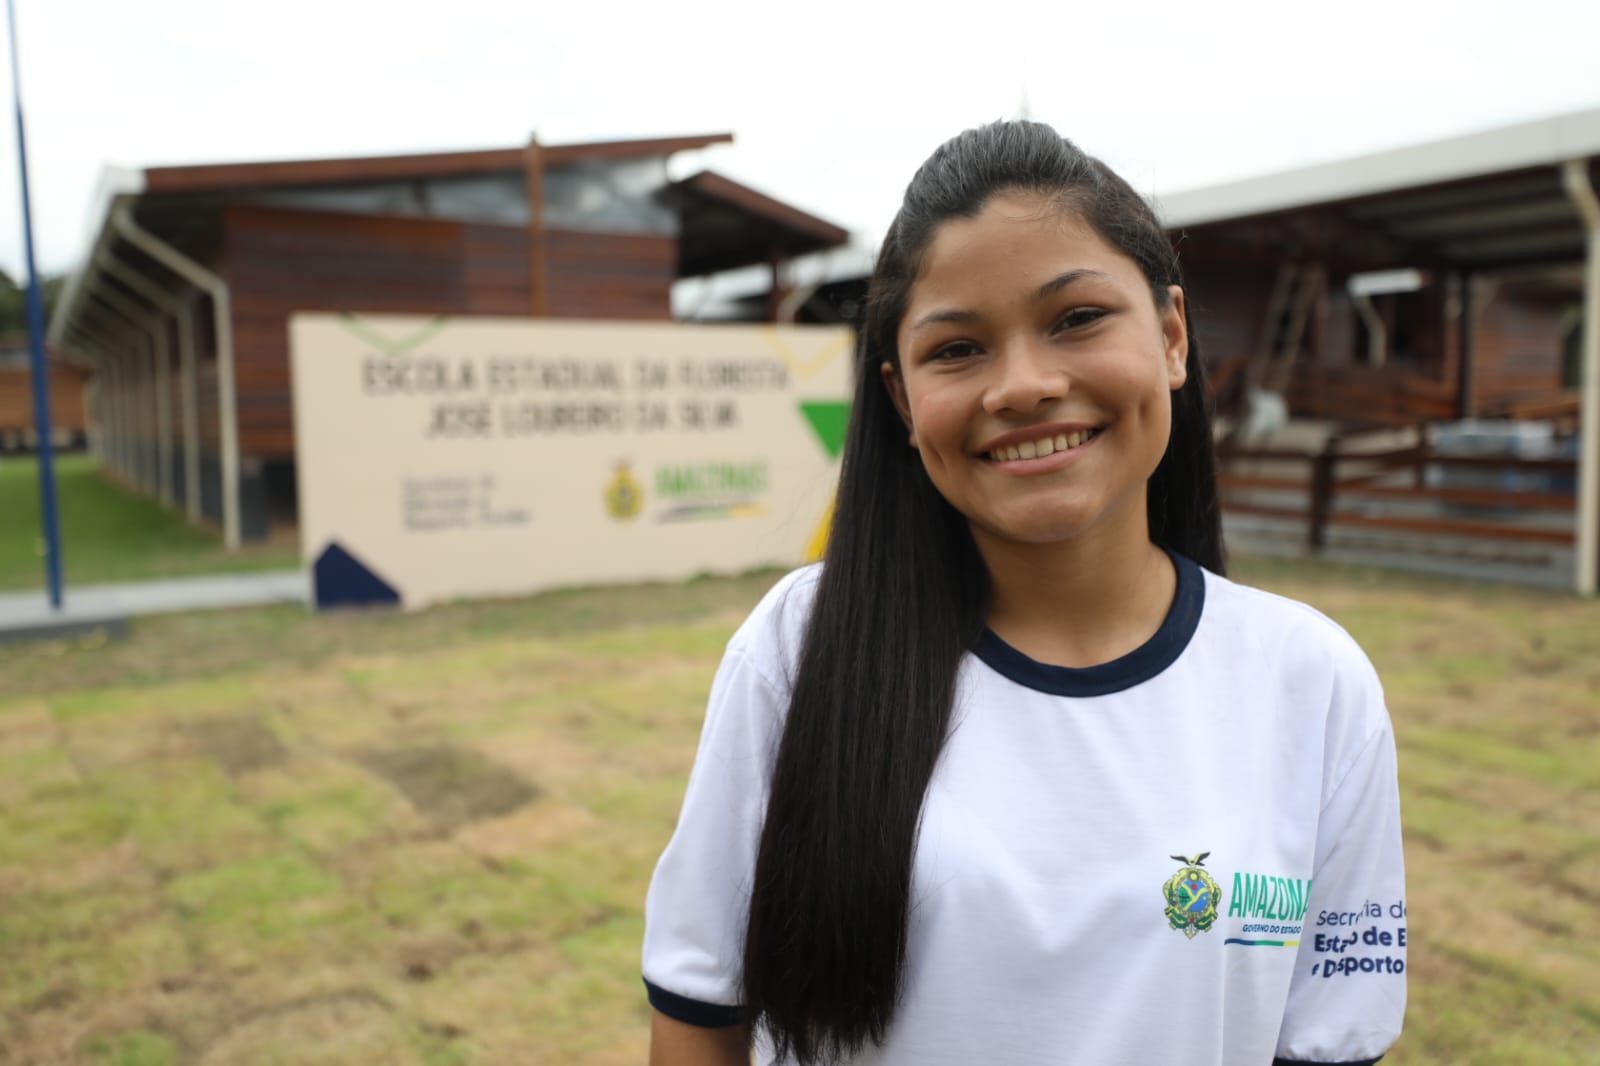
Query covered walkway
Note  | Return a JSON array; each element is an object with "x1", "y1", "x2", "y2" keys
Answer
[{"x1": 1160, "y1": 107, "x2": 1600, "y2": 593}]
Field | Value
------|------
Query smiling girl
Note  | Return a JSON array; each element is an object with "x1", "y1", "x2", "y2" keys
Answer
[{"x1": 642, "y1": 121, "x2": 1406, "y2": 1066}]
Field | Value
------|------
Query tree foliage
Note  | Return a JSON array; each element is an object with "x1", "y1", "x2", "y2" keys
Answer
[{"x1": 0, "y1": 269, "x2": 64, "y2": 338}]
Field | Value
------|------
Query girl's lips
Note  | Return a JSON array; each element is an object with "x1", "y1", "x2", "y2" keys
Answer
[
  {"x1": 977, "y1": 423, "x2": 1101, "y2": 454},
  {"x1": 983, "y1": 427, "x2": 1103, "y2": 474}
]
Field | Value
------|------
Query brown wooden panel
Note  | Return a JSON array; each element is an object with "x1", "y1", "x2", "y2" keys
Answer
[
  {"x1": 220, "y1": 208, "x2": 680, "y2": 457},
  {"x1": 1222, "y1": 502, "x2": 1309, "y2": 522},
  {"x1": 1470, "y1": 289, "x2": 1569, "y2": 412},
  {"x1": 545, "y1": 229, "x2": 677, "y2": 264},
  {"x1": 0, "y1": 366, "x2": 90, "y2": 432},
  {"x1": 1340, "y1": 483, "x2": 1574, "y2": 511},
  {"x1": 1328, "y1": 511, "x2": 1574, "y2": 544}
]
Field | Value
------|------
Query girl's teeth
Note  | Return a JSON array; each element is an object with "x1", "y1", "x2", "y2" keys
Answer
[{"x1": 992, "y1": 429, "x2": 1097, "y2": 462}]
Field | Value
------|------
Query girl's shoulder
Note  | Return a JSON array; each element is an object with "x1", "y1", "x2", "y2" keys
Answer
[
  {"x1": 1197, "y1": 566, "x2": 1385, "y2": 699},
  {"x1": 1196, "y1": 569, "x2": 1393, "y2": 796}
]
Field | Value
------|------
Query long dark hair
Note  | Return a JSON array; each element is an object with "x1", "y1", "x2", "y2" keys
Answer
[{"x1": 741, "y1": 120, "x2": 1225, "y2": 1063}]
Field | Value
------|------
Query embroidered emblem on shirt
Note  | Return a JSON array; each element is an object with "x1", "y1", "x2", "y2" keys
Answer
[{"x1": 1163, "y1": 852, "x2": 1220, "y2": 939}]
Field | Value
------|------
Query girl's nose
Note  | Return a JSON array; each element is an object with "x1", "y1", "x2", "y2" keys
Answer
[{"x1": 983, "y1": 340, "x2": 1067, "y2": 415}]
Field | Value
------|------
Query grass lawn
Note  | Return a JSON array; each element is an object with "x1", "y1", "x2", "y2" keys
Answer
[
  {"x1": 0, "y1": 557, "x2": 1596, "y2": 1064},
  {"x1": 0, "y1": 455, "x2": 299, "y2": 591}
]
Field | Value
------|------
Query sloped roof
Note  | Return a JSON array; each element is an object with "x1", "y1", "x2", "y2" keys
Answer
[
  {"x1": 1160, "y1": 107, "x2": 1600, "y2": 274},
  {"x1": 665, "y1": 170, "x2": 851, "y2": 276},
  {"x1": 140, "y1": 133, "x2": 735, "y2": 195}
]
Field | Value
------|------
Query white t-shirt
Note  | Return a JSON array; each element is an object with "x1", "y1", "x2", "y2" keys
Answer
[{"x1": 642, "y1": 556, "x2": 1406, "y2": 1065}]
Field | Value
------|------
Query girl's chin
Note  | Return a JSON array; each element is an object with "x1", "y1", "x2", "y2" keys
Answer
[{"x1": 964, "y1": 499, "x2": 1149, "y2": 550}]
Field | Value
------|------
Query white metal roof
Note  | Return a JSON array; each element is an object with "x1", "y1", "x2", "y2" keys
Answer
[{"x1": 1157, "y1": 106, "x2": 1600, "y2": 229}]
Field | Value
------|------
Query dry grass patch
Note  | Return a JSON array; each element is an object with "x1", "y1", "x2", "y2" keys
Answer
[{"x1": 0, "y1": 560, "x2": 1595, "y2": 1063}]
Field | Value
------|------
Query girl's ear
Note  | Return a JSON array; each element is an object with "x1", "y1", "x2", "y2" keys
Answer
[
  {"x1": 880, "y1": 361, "x2": 918, "y2": 446},
  {"x1": 1162, "y1": 286, "x2": 1190, "y2": 390}
]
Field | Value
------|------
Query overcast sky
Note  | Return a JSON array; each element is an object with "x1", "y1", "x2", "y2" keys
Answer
[{"x1": 3, "y1": 0, "x2": 1599, "y2": 281}]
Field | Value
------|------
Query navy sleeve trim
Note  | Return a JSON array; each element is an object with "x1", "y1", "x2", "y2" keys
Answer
[
  {"x1": 644, "y1": 977, "x2": 744, "y2": 1028},
  {"x1": 1273, "y1": 1058, "x2": 1382, "y2": 1065}
]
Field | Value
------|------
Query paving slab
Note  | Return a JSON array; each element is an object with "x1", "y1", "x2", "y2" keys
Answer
[{"x1": 0, "y1": 571, "x2": 309, "y2": 643}]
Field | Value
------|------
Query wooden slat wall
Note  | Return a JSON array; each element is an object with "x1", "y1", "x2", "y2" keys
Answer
[
  {"x1": 1184, "y1": 261, "x2": 1278, "y2": 369},
  {"x1": 1286, "y1": 364, "x2": 1457, "y2": 426},
  {"x1": 545, "y1": 230, "x2": 675, "y2": 321},
  {"x1": 222, "y1": 205, "x2": 676, "y2": 458},
  {"x1": 0, "y1": 365, "x2": 89, "y2": 434},
  {"x1": 1187, "y1": 258, "x2": 1578, "y2": 425},
  {"x1": 1470, "y1": 290, "x2": 1569, "y2": 413}
]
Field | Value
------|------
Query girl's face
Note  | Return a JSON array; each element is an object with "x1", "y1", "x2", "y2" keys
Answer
[{"x1": 885, "y1": 192, "x2": 1188, "y2": 555}]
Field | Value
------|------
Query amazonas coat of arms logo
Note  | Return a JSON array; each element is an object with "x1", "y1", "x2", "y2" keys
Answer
[
  {"x1": 1163, "y1": 852, "x2": 1220, "y2": 939},
  {"x1": 604, "y1": 462, "x2": 643, "y2": 521}
]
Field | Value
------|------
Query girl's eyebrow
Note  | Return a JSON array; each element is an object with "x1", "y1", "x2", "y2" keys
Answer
[
  {"x1": 908, "y1": 268, "x2": 1115, "y2": 335},
  {"x1": 1034, "y1": 268, "x2": 1112, "y2": 301},
  {"x1": 907, "y1": 307, "x2": 980, "y2": 334}
]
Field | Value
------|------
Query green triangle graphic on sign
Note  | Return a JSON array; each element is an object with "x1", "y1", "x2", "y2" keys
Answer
[{"x1": 799, "y1": 401, "x2": 850, "y2": 458}]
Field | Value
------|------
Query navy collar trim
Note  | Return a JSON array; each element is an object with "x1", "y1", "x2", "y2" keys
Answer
[{"x1": 971, "y1": 551, "x2": 1205, "y2": 697}]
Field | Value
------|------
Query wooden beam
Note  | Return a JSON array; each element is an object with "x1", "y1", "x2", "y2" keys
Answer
[
  {"x1": 526, "y1": 138, "x2": 548, "y2": 317},
  {"x1": 1327, "y1": 511, "x2": 1574, "y2": 544},
  {"x1": 1338, "y1": 483, "x2": 1575, "y2": 511},
  {"x1": 767, "y1": 250, "x2": 783, "y2": 323}
]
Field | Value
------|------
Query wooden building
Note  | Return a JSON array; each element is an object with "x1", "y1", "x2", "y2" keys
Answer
[
  {"x1": 46, "y1": 133, "x2": 850, "y2": 546},
  {"x1": 1159, "y1": 109, "x2": 1600, "y2": 592},
  {"x1": 1160, "y1": 117, "x2": 1595, "y2": 430},
  {"x1": 0, "y1": 345, "x2": 89, "y2": 452}
]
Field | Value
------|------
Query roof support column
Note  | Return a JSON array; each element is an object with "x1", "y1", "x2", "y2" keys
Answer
[
  {"x1": 106, "y1": 345, "x2": 131, "y2": 484},
  {"x1": 767, "y1": 249, "x2": 783, "y2": 323},
  {"x1": 177, "y1": 294, "x2": 200, "y2": 521},
  {"x1": 1454, "y1": 272, "x2": 1475, "y2": 420},
  {"x1": 112, "y1": 207, "x2": 241, "y2": 548},
  {"x1": 102, "y1": 258, "x2": 198, "y2": 519},
  {"x1": 90, "y1": 299, "x2": 156, "y2": 493},
  {"x1": 93, "y1": 342, "x2": 123, "y2": 480},
  {"x1": 98, "y1": 348, "x2": 117, "y2": 477},
  {"x1": 129, "y1": 331, "x2": 154, "y2": 491},
  {"x1": 73, "y1": 326, "x2": 113, "y2": 474},
  {"x1": 82, "y1": 328, "x2": 126, "y2": 481},
  {"x1": 116, "y1": 348, "x2": 136, "y2": 486},
  {"x1": 118, "y1": 353, "x2": 136, "y2": 485},
  {"x1": 94, "y1": 284, "x2": 174, "y2": 507},
  {"x1": 86, "y1": 377, "x2": 101, "y2": 461},
  {"x1": 1562, "y1": 158, "x2": 1600, "y2": 596}
]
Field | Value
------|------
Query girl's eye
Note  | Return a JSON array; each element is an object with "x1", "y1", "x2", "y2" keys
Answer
[
  {"x1": 928, "y1": 340, "x2": 980, "y2": 362},
  {"x1": 1056, "y1": 308, "x2": 1108, "y2": 331}
]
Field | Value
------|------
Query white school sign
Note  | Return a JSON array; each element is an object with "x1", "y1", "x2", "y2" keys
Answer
[{"x1": 290, "y1": 314, "x2": 853, "y2": 610}]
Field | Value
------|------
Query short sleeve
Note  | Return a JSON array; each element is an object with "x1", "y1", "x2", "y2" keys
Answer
[
  {"x1": 641, "y1": 644, "x2": 784, "y2": 1027},
  {"x1": 1275, "y1": 719, "x2": 1407, "y2": 1065}
]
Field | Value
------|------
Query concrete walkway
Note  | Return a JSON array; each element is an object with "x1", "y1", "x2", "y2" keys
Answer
[{"x1": 0, "y1": 570, "x2": 309, "y2": 643}]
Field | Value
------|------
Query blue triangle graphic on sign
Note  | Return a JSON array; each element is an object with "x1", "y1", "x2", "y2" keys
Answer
[{"x1": 313, "y1": 542, "x2": 401, "y2": 610}]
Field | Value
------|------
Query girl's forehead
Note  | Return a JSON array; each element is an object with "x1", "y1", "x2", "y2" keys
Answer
[{"x1": 910, "y1": 198, "x2": 1135, "y2": 294}]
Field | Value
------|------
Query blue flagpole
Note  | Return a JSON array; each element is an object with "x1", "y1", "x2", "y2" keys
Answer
[{"x1": 7, "y1": 0, "x2": 63, "y2": 609}]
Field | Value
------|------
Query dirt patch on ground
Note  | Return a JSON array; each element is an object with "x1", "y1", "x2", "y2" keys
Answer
[
  {"x1": 356, "y1": 745, "x2": 539, "y2": 828},
  {"x1": 195, "y1": 988, "x2": 399, "y2": 1065},
  {"x1": 186, "y1": 716, "x2": 289, "y2": 777}
]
